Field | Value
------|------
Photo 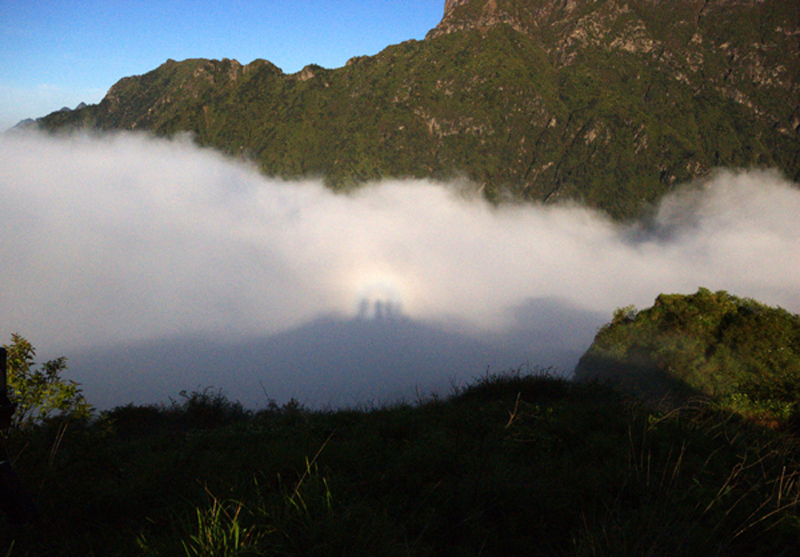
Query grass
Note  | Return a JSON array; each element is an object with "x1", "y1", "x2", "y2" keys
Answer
[{"x1": 1, "y1": 369, "x2": 799, "y2": 555}]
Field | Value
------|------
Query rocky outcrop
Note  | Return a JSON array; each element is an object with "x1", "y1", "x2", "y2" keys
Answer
[{"x1": 427, "y1": 0, "x2": 531, "y2": 39}]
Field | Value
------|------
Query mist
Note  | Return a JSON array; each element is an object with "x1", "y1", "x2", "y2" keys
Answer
[{"x1": 1, "y1": 131, "x2": 799, "y2": 409}]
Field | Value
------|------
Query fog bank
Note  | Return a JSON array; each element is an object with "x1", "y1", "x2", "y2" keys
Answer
[{"x1": 1, "y1": 131, "x2": 798, "y2": 408}]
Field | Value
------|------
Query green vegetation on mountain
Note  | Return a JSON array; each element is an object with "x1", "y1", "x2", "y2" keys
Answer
[
  {"x1": 37, "y1": 0, "x2": 800, "y2": 219},
  {"x1": 3, "y1": 334, "x2": 91, "y2": 429},
  {"x1": 575, "y1": 288, "x2": 800, "y2": 424}
]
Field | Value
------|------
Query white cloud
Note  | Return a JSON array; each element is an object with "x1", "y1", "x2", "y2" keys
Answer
[{"x1": 1, "y1": 131, "x2": 798, "y2": 406}]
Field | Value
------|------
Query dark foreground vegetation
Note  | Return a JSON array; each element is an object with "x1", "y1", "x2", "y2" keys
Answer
[
  {"x1": 4, "y1": 289, "x2": 800, "y2": 555},
  {"x1": 2, "y1": 371, "x2": 800, "y2": 555}
]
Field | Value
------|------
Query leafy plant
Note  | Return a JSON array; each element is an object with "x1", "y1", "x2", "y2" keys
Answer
[{"x1": 3, "y1": 333, "x2": 92, "y2": 429}]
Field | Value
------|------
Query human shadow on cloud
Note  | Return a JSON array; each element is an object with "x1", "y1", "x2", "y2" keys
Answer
[{"x1": 68, "y1": 298, "x2": 606, "y2": 410}]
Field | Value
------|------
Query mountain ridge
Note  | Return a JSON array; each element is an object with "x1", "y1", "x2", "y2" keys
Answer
[{"x1": 36, "y1": 0, "x2": 800, "y2": 218}]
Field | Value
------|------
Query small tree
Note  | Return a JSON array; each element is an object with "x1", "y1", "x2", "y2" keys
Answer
[{"x1": 3, "y1": 334, "x2": 92, "y2": 429}]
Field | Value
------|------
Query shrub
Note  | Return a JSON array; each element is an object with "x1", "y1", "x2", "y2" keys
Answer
[
  {"x1": 3, "y1": 333, "x2": 92, "y2": 429},
  {"x1": 575, "y1": 289, "x2": 800, "y2": 423}
]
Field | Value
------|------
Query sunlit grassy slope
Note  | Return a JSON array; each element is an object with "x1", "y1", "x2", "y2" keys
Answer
[{"x1": 576, "y1": 288, "x2": 800, "y2": 424}]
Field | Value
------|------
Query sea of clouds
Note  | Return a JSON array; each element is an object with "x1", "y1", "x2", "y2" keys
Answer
[{"x1": 1, "y1": 131, "x2": 798, "y2": 408}]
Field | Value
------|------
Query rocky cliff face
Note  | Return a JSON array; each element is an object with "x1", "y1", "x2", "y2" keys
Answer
[
  {"x1": 428, "y1": 0, "x2": 532, "y2": 38},
  {"x1": 39, "y1": 0, "x2": 800, "y2": 219}
]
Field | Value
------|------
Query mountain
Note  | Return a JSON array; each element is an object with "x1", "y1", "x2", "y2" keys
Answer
[{"x1": 38, "y1": 0, "x2": 800, "y2": 219}]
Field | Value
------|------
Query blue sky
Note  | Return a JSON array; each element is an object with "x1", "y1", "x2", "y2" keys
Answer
[{"x1": 0, "y1": 0, "x2": 444, "y2": 130}]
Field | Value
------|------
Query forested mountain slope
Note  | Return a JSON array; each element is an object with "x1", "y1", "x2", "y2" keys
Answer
[{"x1": 39, "y1": 0, "x2": 800, "y2": 218}]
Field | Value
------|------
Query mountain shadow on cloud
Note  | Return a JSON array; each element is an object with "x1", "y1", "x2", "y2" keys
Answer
[
  {"x1": 238, "y1": 313, "x2": 506, "y2": 407},
  {"x1": 67, "y1": 313, "x2": 497, "y2": 410},
  {"x1": 496, "y1": 297, "x2": 607, "y2": 363},
  {"x1": 68, "y1": 300, "x2": 605, "y2": 410}
]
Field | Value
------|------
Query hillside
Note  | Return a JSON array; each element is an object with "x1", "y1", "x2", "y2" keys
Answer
[
  {"x1": 37, "y1": 0, "x2": 800, "y2": 218},
  {"x1": 575, "y1": 288, "x2": 800, "y2": 423},
  {"x1": 4, "y1": 372, "x2": 800, "y2": 554},
  {"x1": 4, "y1": 290, "x2": 800, "y2": 552}
]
